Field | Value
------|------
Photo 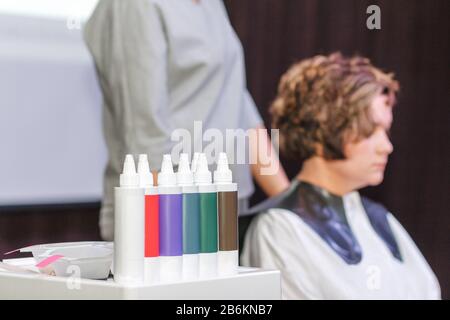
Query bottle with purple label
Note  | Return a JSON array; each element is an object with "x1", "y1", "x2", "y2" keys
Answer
[{"x1": 157, "y1": 154, "x2": 183, "y2": 282}]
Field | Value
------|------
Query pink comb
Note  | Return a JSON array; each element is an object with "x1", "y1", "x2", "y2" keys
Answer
[{"x1": 36, "y1": 255, "x2": 64, "y2": 268}]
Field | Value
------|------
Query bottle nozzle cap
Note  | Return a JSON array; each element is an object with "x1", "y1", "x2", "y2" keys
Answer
[
  {"x1": 191, "y1": 152, "x2": 200, "y2": 173},
  {"x1": 194, "y1": 153, "x2": 212, "y2": 185},
  {"x1": 214, "y1": 152, "x2": 233, "y2": 183},
  {"x1": 137, "y1": 154, "x2": 154, "y2": 187},
  {"x1": 120, "y1": 154, "x2": 140, "y2": 187},
  {"x1": 176, "y1": 153, "x2": 194, "y2": 185},
  {"x1": 158, "y1": 154, "x2": 177, "y2": 186}
]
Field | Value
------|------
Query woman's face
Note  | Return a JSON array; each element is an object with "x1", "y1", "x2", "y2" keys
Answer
[{"x1": 331, "y1": 93, "x2": 394, "y2": 189}]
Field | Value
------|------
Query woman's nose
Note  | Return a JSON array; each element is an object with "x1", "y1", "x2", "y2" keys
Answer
[{"x1": 377, "y1": 130, "x2": 394, "y2": 155}]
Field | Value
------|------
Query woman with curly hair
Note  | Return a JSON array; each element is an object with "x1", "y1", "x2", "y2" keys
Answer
[{"x1": 241, "y1": 53, "x2": 440, "y2": 299}]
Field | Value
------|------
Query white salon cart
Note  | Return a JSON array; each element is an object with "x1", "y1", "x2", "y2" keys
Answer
[{"x1": 0, "y1": 259, "x2": 281, "y2": 300}]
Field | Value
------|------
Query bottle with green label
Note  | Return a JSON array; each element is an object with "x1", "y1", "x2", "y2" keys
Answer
[{"x1": 194, "y1": 153, "x2": 218, "y2": 279}]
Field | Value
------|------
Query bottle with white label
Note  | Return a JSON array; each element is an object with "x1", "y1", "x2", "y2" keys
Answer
[{"x1": 114, "y1": 154, "x2": 144, "y2": 285}]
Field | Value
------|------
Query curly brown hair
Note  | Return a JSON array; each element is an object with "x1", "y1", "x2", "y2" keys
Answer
[{"x1": 270, "y1": 52, "x2": 399, "y2": 161}]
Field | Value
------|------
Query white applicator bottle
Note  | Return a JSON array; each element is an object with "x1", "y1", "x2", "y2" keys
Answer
[
  {"x1": 137, "y1": 154, "x2": 160, "y2": 284},
  {"x1": 195, "y1": 153, "x2": 218, "y2": 279},
  {"x1": 158, "y1": 154, "x2": 183, "y2": 282},
  {"x1": 191, "y1": 152, "x2": 200, "y2": 174},
  {"x1": 114, "y1": 154, "x2": 144, "y2": 285},
  {"x1": 214, "y1": 152, "x2": 239, "y2": 276},
  {"x1": 177, "y1": 153, "x2": 200, "y2": 281}
]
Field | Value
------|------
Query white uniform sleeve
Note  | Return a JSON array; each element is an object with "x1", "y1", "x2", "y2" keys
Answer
[
  {"x1": 387, "y1": 213, "x2": 441, "y2": 299},
  {"x1": 84, "y1": 0, "x2": 170, "y2": 170},
  {"x1": 241, "y1": 210, "x2": 324, "y2": 300}
]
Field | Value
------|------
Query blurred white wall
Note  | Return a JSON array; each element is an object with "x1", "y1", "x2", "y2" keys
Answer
[
  {"x1": 0, "y1": 0, "x2": 98, "y2": 20},
  {"x1": 0, "y1": 11, "x2": 107, "y2": 206}
]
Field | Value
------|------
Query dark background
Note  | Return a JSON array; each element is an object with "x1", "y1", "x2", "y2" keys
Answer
[{"x1": 1, "y1": 0, "x2": 448, "y2": 299}]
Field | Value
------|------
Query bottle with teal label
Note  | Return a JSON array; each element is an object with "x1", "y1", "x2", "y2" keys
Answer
[{"x1": 177, "y1": 153, "x2": 200, "y2": 280}]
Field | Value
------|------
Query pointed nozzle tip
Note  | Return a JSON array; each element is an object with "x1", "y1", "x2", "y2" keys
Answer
[
  {"x1": 120, "y1": 154, "x2": 139, "y2": 186},
  {"x1": 137, "y1": 154, "x2": 153, "y2": 186},
  {"x1": 218, "y1": 152, "x2": 229, "y2": 165},
  {"x1": 197, "y1": 153, "x2": 208, "y2": 169},
  {"x1": 178, "y1": 153, "x2": 191, "y2": 172},
  {"x1": 194, "y1": 153, "x2": 212, "y2": 184},
  {"x1": 176, "y1": 153, "x2": 194, "y2": 185},
  {"x1": 180, "y1": 153, "x2": 189, "y2": 161},
  {"x1": 191, "y1": 152, "x2": 200, "y2": 172},
  {"x1": 138, "y1": 154, "x2": 148, "y2": 161},
  {"x1": 137, "y1": 154, "x2": 150, "y2": 169},
  {"x1": 124, "y1": 154, "x2": 134, "y2": 164},
  {"x1": 161, "y1": 154, "x2": 174, "y2": 170},
  {"x1": 158, "y1": 154, "x2": 177, "y2": 186},
  {"x1": 214, "y1": 153, "x2": 233, "y2": 184},
  {"x1": 122, "y1": 154, "x2": 136, "y2": 173}
]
